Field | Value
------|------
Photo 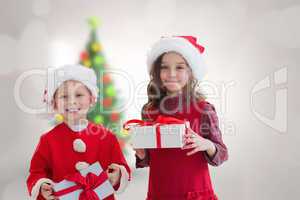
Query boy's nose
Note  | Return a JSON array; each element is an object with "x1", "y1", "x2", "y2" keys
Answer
[{"x1": 68, "y1": 96, "x2": 77, "y2": 105}]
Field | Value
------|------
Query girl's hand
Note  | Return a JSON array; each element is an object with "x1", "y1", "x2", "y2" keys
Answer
[
  {"x1": 134, "y1": 148, "x2": 146, "y2": 159},
  {"x1": 107, "y1": 163, "x2": 121, "y2": 186},
  {"x1": 182, "y1": 128, "x2": 216, "y2": 156},
  {"x1": 40, "y1": 183, "x2": 58, "y2": 200}
]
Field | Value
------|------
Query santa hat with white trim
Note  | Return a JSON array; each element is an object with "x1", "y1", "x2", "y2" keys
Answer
[
  {"x1": 147, "y1": 36, "x2": 207, "y2": 80},
  {"x1": 43, "y1": 64, "x2": 98, "y2": 104}
]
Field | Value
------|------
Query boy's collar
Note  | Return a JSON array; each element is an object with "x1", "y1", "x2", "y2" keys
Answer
[{"x1": 66, "y1": 119, "x2": 89, "y2": 132}]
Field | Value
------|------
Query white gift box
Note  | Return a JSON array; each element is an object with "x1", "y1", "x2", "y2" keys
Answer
[
  {"x1": 53, "y1": 162, "x2": 114, "y2": 200},
  {"x1": 129, "y1": 122, "x2": 189, "y2": 149}
]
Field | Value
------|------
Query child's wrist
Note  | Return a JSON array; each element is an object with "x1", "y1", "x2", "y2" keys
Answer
[
  {"x1": 136, "y1": 153, "x2": 146, "y2": 160},
  {"x1": 135, "y1": 149, "x2": 146, "y2": 159},
  {"x1": 206, "y1": 140, "x2": 216, "y2": 157}
]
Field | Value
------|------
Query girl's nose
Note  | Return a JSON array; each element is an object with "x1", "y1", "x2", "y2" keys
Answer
[{"x1": 169, "y1": 68, "x2": 176, "y2": 77}]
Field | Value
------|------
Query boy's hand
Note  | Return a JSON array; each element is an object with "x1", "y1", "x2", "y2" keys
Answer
[
  {"x1": 107, "y1": 163, "x2": 121, "y2": 186},
  {"x1": 40, "y1": 183, "x2": 58, "y2": 200}
]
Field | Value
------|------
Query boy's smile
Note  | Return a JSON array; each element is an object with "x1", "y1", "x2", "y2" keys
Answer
[{"x1": 66, "y1": 107, "x2": 81, "y2": 113}]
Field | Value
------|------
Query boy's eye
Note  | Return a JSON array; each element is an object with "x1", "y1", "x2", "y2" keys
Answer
[
  {"x1": 160, "y1": 65, "x2": 168, "y2": 69},
  {"x1": 76, "y1": 94, "x2": 83, "y2": 97},
  {"x1": 60, "y1": 95, "x2": 68, "y2": 99}
]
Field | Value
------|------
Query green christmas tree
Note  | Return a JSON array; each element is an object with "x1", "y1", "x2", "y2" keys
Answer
[{"x1": 79, "y1": 17, "x2": 129, "y2": 149}]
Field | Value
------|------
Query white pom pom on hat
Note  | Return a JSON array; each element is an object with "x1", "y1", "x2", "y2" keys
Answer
[
  {"x1": 43, "y1": 64, "x2": 98, "y2": 104},
  {"x1": 147, "y1": 36, "x2": 207, "y2": 80}
]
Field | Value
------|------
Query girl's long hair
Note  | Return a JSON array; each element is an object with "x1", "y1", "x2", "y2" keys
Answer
[{"x1": 143, "y1": 53, "x2": 206, "y2": 112}]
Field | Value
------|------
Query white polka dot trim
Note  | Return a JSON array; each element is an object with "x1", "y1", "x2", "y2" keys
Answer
[
  {"x1": 73, "y1": 139, "x2": 86, "y2": 153},
  {"x1": 75, "y1": 161, "x2": 90, "y2": 171}
]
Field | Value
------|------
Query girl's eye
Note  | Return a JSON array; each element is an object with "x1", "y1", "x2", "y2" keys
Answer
[
  {"x1": 60, "y1": 95, "x2": 68, "y2": 99},
  {"x1": 160, "y1": 65, "x2": 168, "y2": 69},
  {"x1": 76, "y1": 94, "x2": 83, "y2": 97},
  {"x1": 176, "y1": 65, "x2": 185, "y2": 70}
]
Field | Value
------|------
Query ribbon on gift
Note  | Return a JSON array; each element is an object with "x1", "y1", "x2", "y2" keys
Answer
[
  {"x1": 53, "y1": 171, "x2": 108, "y2": 200},
  {"x1": 123, "y1": 115, "x2": 187, "y2": 148}
]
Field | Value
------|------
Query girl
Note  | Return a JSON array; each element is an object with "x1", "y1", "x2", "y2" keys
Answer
[
  {"x1": 135, "y1": 36, "x2": 228, "y2": 200},
  {"x1": 27, "y1": 64, "x2": 130, "y2": 200}
]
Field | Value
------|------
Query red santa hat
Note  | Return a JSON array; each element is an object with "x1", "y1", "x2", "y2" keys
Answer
[
  {"x1": 147, "y1": 36, "x2": 207, "y2": 80},
  {"x1": 43, "y1": 64, "x2": 98, "y2": 104}
]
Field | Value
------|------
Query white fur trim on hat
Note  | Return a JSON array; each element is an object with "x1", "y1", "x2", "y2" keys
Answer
[
  {"x1": 147, "y1": 36, "x2": 207, "y2": 80},
  {"x1": 44, "y1": 64, "x2": 98, "y2": 104},
  {"x1": 30, "y1": 178, "x2": 54, "y2": 200},
  {"x1": 73, "y1": 138, "x2": 87, "y2": 153},
  {"x1": 75, "y1": 161, "x2": 90, "y2": 171}
]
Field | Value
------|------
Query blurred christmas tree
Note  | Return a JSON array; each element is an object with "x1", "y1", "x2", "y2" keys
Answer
[{"x1": 79, "y1": 17, "x2": 129, "y2": 151}]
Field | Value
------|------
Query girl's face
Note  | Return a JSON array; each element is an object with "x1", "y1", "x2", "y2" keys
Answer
[
  {"x1": 53, "y1": 80, "x2": 95, "y2": 125},
  {"x1": 159, "y1": 52, "x2": 191, "y2": 95}
]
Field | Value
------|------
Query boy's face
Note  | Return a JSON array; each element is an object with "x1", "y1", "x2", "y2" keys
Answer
[{"x1": 53, "y1": 80, "x2": 95, "y2": 125}]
